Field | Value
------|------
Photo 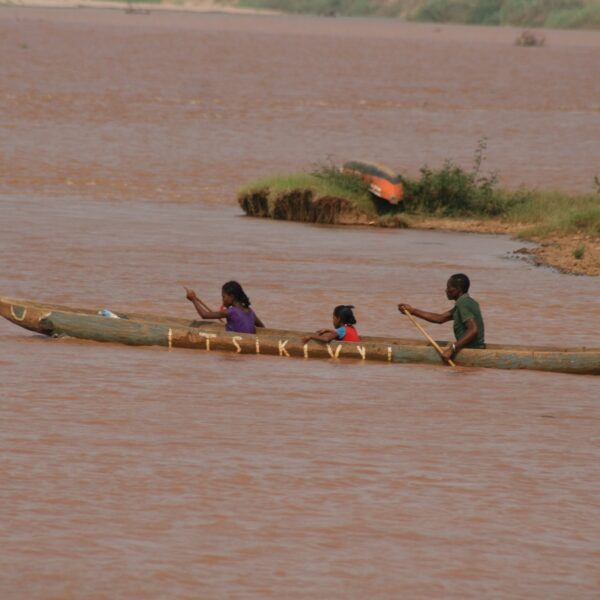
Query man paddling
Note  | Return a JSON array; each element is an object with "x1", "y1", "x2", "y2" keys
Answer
[{"x1": 398, "y1": 273, "x2": 485, "y2": 363}]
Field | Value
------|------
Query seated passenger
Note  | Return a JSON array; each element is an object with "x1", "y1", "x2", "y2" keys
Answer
[{"x1": 302, "y1": 305, "x2": 360, "y2": 344}]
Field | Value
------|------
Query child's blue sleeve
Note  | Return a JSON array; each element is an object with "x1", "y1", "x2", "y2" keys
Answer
[{"x1": 335, "y1": 326, "x2": 346, "y2": 340}]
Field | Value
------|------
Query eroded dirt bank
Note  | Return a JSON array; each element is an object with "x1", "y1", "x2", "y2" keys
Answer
[{"x1": 239, "y1": 188, "x2": 408, "y2": 226}]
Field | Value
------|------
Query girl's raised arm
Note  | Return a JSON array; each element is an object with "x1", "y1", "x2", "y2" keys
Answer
[{"x1": 185, "y1": 287, "x2": 227, "y2": 320}]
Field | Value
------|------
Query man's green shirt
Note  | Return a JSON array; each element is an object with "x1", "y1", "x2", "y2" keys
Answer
[{"x1": 452, "y1": 294, "x2": 485, "y2": 348}]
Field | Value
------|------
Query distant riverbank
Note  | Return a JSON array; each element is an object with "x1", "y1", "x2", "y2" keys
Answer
[
  {"x1": 1, "y1": 0, "x2": 277, "y2": 15},
  {"x1": 237, "y1": 0, "x2": 600, "y2": 30},
  {"x1": 7, "y1": 0, "x2": 599, "y2": 29}
]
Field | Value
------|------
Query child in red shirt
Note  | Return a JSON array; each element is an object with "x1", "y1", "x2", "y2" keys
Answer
[{"x1": 302, "y1": 305, "x2": 360, "y2": 344}]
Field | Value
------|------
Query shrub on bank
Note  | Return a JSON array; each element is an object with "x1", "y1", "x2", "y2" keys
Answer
[
  {"x1": 400, "y1": 160, "x2": 527, "y2": 217},
  {"x1": 545, "y1": 4, "x2": 600, "y2": 28},
  {"x1": 399, "y1": 139, "x2": 528, "y2": 217}
]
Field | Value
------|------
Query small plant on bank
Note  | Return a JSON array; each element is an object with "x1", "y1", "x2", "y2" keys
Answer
[{"x1": 573, "y1": 244, "x2": 585, "y2": 260}]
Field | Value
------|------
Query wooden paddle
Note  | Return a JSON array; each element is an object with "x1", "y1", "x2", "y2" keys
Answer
[{"x1": 402, "y1": 308, "x2": 456, "y2": 367}]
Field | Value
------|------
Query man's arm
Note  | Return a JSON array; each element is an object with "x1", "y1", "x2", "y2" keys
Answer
[
  {"x1": 398, "y1": 303, "x2": 453, "y2": 324},
  {"x1": 441, "y1": 318, "x2": 478, "y2": 362},
  {"x1": 454, "y1": 318, "x2": 478, "y2": 350}
]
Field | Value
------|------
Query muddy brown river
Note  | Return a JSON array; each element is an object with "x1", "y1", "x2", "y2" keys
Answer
[{"x1": 1, "y1": 8, "x2": 599, "y2": 599}]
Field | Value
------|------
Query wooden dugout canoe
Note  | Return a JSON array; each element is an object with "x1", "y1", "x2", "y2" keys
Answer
[{"x1": 1, "y1": 296, "x2": 599, "y2": 376}]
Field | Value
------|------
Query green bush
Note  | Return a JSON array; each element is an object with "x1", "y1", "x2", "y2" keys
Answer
[
  {"x1": 411, "y1": 0, "x2": 594, "y2": 26},
  {"x1": 506, "y1": 0, "x2": 577, "y2": 25},
  {"x1": 400, "y1": 139, "x2": 526, "y2": 217},
  {"x1": 545, "y1": 4, "x2": 600, "y2": 27},
  {"x1": 413, "y1": 0, "x2": 473, "y2": 22},
  {"x1": 469, "y1": 0, "x2": 503, "y2": 23},
  {"x1": 566, "y1": 207, "x2": 600, "y2": 236},
  {"x1": 514, "y1": 193, "x2": 600, "y2": 238}
]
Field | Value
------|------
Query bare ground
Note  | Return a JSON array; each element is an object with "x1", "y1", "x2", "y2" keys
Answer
[{"x1": 409, "y1": 218, "x2": 600, "y2": 276}]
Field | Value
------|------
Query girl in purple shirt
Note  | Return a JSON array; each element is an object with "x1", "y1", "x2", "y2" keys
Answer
[{"x1": 185, "y1": 281, "x2": 264, "y2": 334}]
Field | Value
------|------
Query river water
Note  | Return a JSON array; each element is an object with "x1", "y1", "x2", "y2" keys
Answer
[{"x1": 1, "y1": 8, "x2": 599, "y2": 599}]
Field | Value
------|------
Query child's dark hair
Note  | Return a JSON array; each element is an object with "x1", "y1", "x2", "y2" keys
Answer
[
  {"x1": 334, "y1": 305, "x2": 357, "y2": 325},
  {"x1": 222, "y1": 281, "x2": 251, "y2": 307}
]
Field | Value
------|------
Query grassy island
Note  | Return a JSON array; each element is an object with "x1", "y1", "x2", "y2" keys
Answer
[{"x1": 238, "y1": 153, "x2": 600, "y2": 276}]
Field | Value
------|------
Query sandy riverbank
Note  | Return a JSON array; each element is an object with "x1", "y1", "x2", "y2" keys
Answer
[
  {"x1": 1, "y1": 0, "x2": 278, "y2": 14},
  {"x1": 410, "y1": 218, "x2": 600, "y2": 277}
]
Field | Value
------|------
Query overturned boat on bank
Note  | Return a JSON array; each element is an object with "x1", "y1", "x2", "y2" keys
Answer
[
  {"x1": 342, "y1": 161, "x2": 404, "y2": 204},
  {"x1": 1, "y1": 296, "x2": 598, "y2": 376}
]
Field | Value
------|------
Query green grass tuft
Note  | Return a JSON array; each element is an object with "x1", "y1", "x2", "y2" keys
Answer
[
  {"x1": 512, "y1": 193, "x2": 600, "y2": 238},
  {"x1": 573, "y1": 244, "x2": 586, "y2": 259}
]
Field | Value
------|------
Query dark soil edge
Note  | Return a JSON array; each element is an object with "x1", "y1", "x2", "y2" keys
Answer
[{"x1": 238, "y1": 188, "x2": 408, "y2": 228}]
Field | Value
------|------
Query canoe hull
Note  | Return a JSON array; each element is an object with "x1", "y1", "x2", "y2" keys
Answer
[{"x1": 2, "y1": 296, "x2": 599, "y2": 375}]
